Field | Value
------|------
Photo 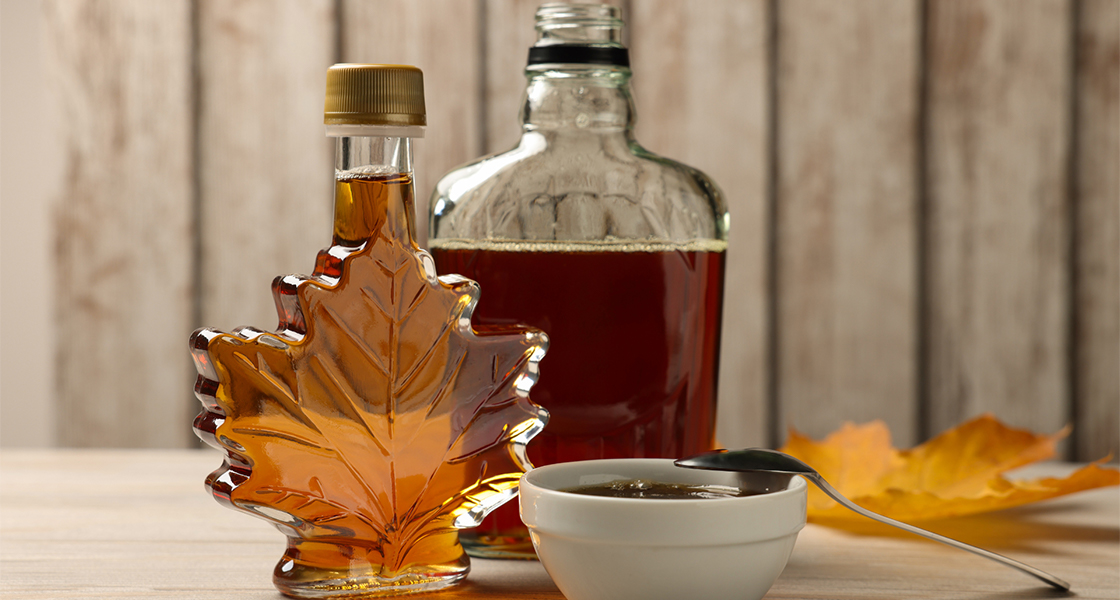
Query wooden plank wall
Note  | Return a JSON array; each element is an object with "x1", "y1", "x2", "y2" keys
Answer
[
  {"x1": 196, "y1": 0, "x2": 335, "y2": 338},
  {"x1": 774, "y1": 0, "x2": 921, "y2": 446},
  {"x1": 926, "y1": 0, "x2": 1073, "y2": 444},
  {"x1": 1074, "y1": 0, "x2": 1120, "y2": 463},
  {"x1": 43, "y1": 0, "x2": 195, "y2": 447},
  {"x1": 39, "y1": 0, "x2": 1117, "y2": 460}
]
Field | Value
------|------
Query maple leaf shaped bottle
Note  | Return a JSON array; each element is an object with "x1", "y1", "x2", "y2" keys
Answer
[
  {"x1": 190, "y1": 64, "x2": 548, "y2": 598},
  {"x1": 429, "y1": 4, "x2": 728, "y2": 558}
]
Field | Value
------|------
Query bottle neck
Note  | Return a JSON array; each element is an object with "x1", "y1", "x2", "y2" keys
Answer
[
  {"x1": 332, "y1": 135, "x2": 416, "y2": 247},
  {"x1": 521, "y1": 66, "x2": 636, "y2": 136},
  {"x1": 335, "y1": 135, "x2": 413, "y2": 174}
]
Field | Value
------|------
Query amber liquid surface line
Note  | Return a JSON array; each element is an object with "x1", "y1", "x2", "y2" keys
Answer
[
  {"x1": 430, "y1": 238, "x2": 726, "y2": 552},
  {"x1": 561, "y1": 480, "x2": 761, "y2": 500},
  {"x1": 194, "y1": 173, "x2": 548, "y2": 597}
]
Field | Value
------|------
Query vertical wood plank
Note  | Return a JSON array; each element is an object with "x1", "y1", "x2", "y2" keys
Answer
[
  {"x1": 197, "y1": 0, "x2": 336, "y2": 333},
  {"x1": 926, "y1": 0, "x2": 1072, "y2": 439},
  {"x1": 630, "y1": 1, "x2": 771, "y2": 448},
  {"x1": 1, "y1": 0, "x2": 57, "y2": 447},
  {"x1": 775, "y1": 0, "x2": 921, "y2": 445},
  {"x1": 482, "y1": 0, "x2": 542, "y2": 155},
  {"x1": 43, "y1": 0, "x2": 194, "y2": 447},
  {"x1": 341, "y1": 0, "x2": 483, "y2": 246},
  {"x1": 1074, "y1": 0, "x2": 1119, "y2": 461}
]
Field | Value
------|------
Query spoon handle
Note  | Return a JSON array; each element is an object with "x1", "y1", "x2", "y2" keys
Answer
[{"x1": 806, "y1": 474, "x2": 1070, "y2": 591}]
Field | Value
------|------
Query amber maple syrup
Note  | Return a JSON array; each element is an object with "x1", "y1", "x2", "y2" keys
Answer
[
  {"x1": 431, "y1": 239, "x2": 725, "y2": 550},
  {"x1": 195, "y1": 173, "x2": 546, "y2": 596}
]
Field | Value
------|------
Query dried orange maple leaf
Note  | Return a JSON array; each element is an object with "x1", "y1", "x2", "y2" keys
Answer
[
  {"x1": 190, "y1": 174, "x2": 548, "y2": 580},
  {"x1": 780, "y1": 414, "x2": 1119, "y2": 522}
]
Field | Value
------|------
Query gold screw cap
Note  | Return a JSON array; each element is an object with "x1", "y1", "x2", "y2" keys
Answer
[{"x1": 324, "y1": 64, "x2": 426, "y2": 126}]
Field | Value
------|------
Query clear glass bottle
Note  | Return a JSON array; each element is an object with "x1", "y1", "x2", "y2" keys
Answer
[
  {"x1": 429, "y1": 3, "x2": 728, "y2": 558},
  {"x1": 191, "y1": 64, "x2": 548, "y2": 597}
]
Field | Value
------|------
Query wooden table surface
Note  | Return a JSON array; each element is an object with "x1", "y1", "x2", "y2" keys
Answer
[{"x1": 1, "y1": 450, "x2": 1116, "y2": 600}]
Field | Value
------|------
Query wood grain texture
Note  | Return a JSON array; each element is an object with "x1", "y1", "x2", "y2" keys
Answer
[
  {"x1": 42, "y1": 0, "x2": 195, "y2": 447},
  {"x1": 775, "y1": 0, "x2": 920, "y2": 446},
  {"x1": 0, "y1": 450, "x2": 563, "y2": 599},
  {"x1": 1074, "y1": 0, "x2": 1119, "y2": 462},
  {"x1": 926, "y1": 0, "x2": 1072, "y2": 440},
  {"x1": 341, "y1": 0, "x2": 483, "y2": 247},
  {"x1": 630, "y1": 0, "x2": 770, "y2": 448},
  {"x1": 197, "y1": 0, "x2": 336, "y2": 333},
  {"x1": 1, "y1": 0, "x2": 57, "y2": 447},
  {"x1": 2, "y1": 450, "x2": 1116, "y2": 598}
]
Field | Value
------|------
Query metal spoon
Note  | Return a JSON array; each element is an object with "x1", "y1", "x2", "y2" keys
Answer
[{"x1": 675, "y1": 448, "x2": 1070, "y2": 592}]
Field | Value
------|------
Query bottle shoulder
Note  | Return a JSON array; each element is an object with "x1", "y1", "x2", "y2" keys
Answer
[
  {"x1": 629, "y1": 143, "x2": 727, "y2": 210},
  {"x1": 430, "y1": 133, "x2": 728, "y2": 244}
]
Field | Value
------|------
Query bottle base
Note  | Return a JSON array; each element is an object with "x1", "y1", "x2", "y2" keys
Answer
[
  {"x1": 275, "y1": 571, "x2": 466, "y2": 599},
  {"x1": 273, "y1": 542, "x2": 470, "y2": 598}
]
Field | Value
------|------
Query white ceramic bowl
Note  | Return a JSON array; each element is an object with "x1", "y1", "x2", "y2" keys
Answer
[{"x1": 519, "y1": 458, "x2": 807, "y2": 600}]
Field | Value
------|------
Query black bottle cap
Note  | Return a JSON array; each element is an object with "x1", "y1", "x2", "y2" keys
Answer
[{"x1": 527, "y1": 45, "x2": 630, "y2": 67}]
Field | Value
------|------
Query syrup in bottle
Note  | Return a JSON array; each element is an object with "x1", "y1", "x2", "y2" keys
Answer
[
  {"x1": 429, "y1": 4, "x2": 728, "y2": 558},
  {"x1": 191, "y1": 64, "x2": 548, "y2": 597}
]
